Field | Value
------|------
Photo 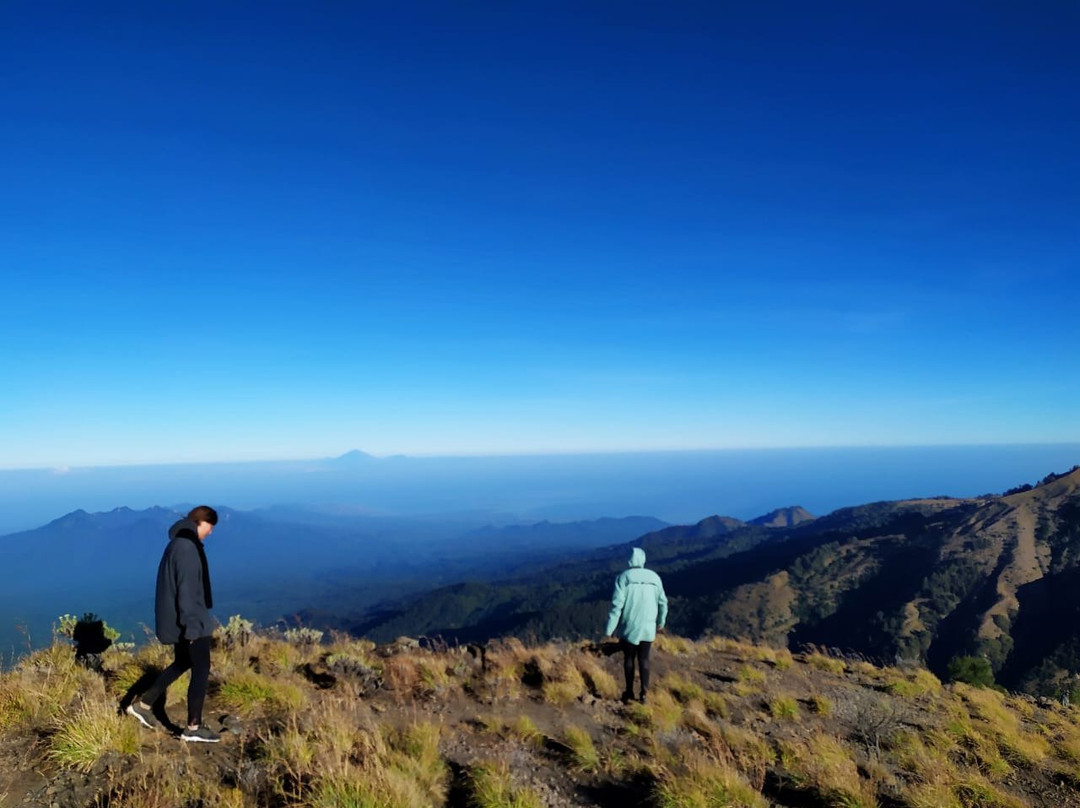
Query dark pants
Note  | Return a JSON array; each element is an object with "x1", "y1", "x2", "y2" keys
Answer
[
  {"x1": 621, "y1": 639, "x2": 652, "y2": 696},
  {"x1": 141, "y1": 636, "x2": 211, "y2": 726}
]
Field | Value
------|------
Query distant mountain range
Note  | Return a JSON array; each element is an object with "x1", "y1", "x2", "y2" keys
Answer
[
  {"x1": 346, "y1": 467, "x2": 1080, "y2": 696},
  {"x1": 8, "y1": 463, "x2": 1080, "y2": 695},
  {"x1": 0, "y1": 507, "x2": 665, "y2": 658},
  {"x1": 6, "y1": 444, "x2": 1079, "y2": 536}
]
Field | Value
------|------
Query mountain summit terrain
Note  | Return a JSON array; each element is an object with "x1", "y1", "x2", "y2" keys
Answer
[
  {"x1": 4, "y1": 628, "x2": 1080, "y2": 807},
  {"x1": 351, "y1": 467, "x2": 1080, "y2": 696}
]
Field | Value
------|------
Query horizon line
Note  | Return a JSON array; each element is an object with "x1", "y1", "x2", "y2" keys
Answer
[{"x1": 2, "y1": 440, "x2": 1078, "y2": 474}]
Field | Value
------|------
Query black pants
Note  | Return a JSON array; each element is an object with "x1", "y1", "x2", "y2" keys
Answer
[
  {"x1": 621, "y1": 639, "x2": 652, "y2": 696},
  {"x1": 141, "y1": 636, "x2": 211, "y2": 726}
]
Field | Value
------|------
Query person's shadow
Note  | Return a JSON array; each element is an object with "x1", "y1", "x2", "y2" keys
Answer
[{"x1": 118, "y1": 669, "x2": 184, "y2": 735}]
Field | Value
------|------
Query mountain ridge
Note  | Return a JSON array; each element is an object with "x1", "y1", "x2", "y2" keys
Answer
[{"x1": 347, "y1": 466, "x2": 1080, "y2": 695}]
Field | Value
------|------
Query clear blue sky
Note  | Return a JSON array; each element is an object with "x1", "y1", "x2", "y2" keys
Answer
[{"x1": 2, "y1": 2, "x2": 1077, "y2": 468}]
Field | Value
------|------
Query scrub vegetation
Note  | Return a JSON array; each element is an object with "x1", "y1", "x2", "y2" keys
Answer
[{"x1": 2, "y1": 623, "x2": 1080, "y2": 807}]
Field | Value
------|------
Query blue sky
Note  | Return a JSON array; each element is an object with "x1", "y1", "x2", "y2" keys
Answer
[{"x1": 2, "y1": 2, "x2": 1077, "y2": 468}]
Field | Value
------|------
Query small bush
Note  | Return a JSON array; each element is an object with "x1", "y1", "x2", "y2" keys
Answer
[
  {"x1": 218, "y1": 614, "x2": 255, "y2": 648},
  {"x1": 284, "y1": 627, "x2": 325, "y2": 647},
  {"x1": 947, "y1": 656, "x2": 994, "y2": 688}
]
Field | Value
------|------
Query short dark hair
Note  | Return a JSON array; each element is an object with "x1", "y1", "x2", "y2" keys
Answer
[{"x1": 187, "y1": 505, "x2": 218, "y2": 526}]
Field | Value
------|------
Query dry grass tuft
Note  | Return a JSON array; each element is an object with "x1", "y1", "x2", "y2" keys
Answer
[
  {"x1": 654, "y1": 633, "x2": 695, "y2": 655},
  {"x1": 778, "y1": 732, "x2": 879, "y2": 807},
  {"x1": 48, "y1": 698, "x2": 140, "y2": 773},
  {"x1": 808, "y1": 693, "x2": 833, "y2": 716},
  {"x1": 219, "y1": 670, "x2": 306, "y2": 716},
  {"x1": 654, "y1": 749, "x2": 768, "y2": 808},
  {"x1": 540, "y1": 657, "x2": 588, "y2": 706},
  {"x1": 576, "y1": 655, "x2": 622, "y2": 700},
  {"x1": 467, "y1": 760, "x2": 543, "y2": 808},
  {"x1": 663, "y1": 672, "x2": 705, "y2": 704},
  {"x1": 806, "y1": 652, "x2": 846, "y2": 674},
  {"x1": 563, "y1": 724, "x2": 601, "y2": 772},
  {"x1": 768, "y1": 694, "x2": 800, "y2": 720}
]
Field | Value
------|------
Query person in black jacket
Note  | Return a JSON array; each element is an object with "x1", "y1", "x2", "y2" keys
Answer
[{"x1": 127, "y1": 505, "x2": 221, "y2": 742}]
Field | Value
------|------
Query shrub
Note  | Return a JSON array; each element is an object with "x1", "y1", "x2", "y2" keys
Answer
[
  {"x1": 284, "y1": 627, "x2": 325, "y2": 647},
  {"x1": 946, "y1": 656, "x2": 994, "y2": 688},
  {"x1": 218, "y1": 614, "x2": 255, "y2": 648}
]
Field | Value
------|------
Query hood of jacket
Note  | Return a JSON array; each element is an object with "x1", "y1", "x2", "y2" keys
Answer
[
  {"x1": 629, "y1": 547, "x2": 646, "y2": 568},
  {"x1": 169, "y1": 518, "x2": 199, "y2": 541}
]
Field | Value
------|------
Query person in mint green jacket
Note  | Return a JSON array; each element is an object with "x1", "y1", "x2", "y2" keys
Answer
[{"x1": 604, "y1": 547, "x2": 668, "y2": 703}]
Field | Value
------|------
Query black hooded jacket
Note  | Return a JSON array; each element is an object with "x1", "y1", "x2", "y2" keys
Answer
[{"x1": 154, "y1": 518, "x2": 214, "y2": 643}]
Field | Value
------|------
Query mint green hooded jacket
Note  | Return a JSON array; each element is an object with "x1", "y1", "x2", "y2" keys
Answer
[{"x1": 604, "y1": 548, "x2": 669, "y2": 644}]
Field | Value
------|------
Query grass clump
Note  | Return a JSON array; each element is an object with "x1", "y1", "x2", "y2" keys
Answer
[
  {"x1": 563, "y1": 725, "x2": 600, "y2": 772},
  {"x1": 957, "y1": 685, "x2": 1051, "y2": 767},
  {"x1": 702, "y1": 691, "x2": 729, "y2": 719},
  {"x1": 654, "y1": 750, "x2": 767, "y2": 808},
  {"x1": 655, "y1": 633, "x2": 694, "y2": 655},
  {"x1": 467, "y1": 761, "x2": 543, "y2": 808},
  {"x1": 755, "y1": 646, "x2": 794, "y2": 671},
  {"x1": 219, "y1": 670, "x2": 305, "y2": 716},
  {"x1": 952, "y1": 773, "x2": 1027, "y2": 808},
  {"x1": 541, "y1": 659, "x2": 588, "y2": 706},
  {"x1": 719, "y1": 725, "x2": 774, "y2": 789},
  {"x1": 664, "y1": 673, "x2": 705, "y2": 704},
  {"x1": 263, "y1": 713, "x2": 448, "y2": 808},
  {"x1": 681, "y1": 706, "x2": 719, "y2": 743},
  {"x1": 648, "y1": 689, "x2": 685, "y2": 734},
  {"x1": 48, "y1": 699, "x2": 140, "y2": 773},
  {"x1": 778, "y1": 732, "x2": 879, "y2": 808},
  {"x1": 806, "y1": 653, "x2": 845, "y2": 674},
  {"x1": 768, "y1": 695, "x2": 800, "y2": 720},
  {"x1": 734, "y1": 665, "x2": 766, "y2": 696},
  {"x1": 576, "y1": 656, "x2": 622, "y2": 700},
  {"x1": 505, "y1": 714, "x2": 545, "y2": 747},
  {"x1": 884, "y1": 667, "x2": 942, "y2": 700},
  {"x1": 808, "y1": 694, "x2": 833, "y2": 716}
]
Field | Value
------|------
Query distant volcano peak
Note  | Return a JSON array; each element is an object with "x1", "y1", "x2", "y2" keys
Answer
[{"x1": 332, "y1": 450, "x2": 376, "y2": 463}]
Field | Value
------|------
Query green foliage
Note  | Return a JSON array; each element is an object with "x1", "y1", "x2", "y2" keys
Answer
[
  {"x1": 947, "y1": 656, "x2": 995, "y2": 688},
  {"x1": 284, "y1": 627, "x2": 325, "y2": 646},
  {"x1": 219, "y1": 614, "x2": 255, "y2": 647},
  {"x1": 55, "y1": 613, "x2": 121, "y2": 642}
]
